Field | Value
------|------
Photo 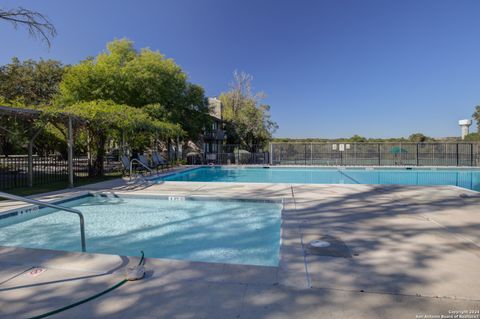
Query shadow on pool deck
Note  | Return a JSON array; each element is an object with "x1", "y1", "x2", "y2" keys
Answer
[{"x1": 0, "y1": 183, "x2": 479, "y2": 318}]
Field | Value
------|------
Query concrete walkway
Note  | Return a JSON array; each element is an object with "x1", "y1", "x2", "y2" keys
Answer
[{"x1": 0, "y1": 176, "x2": 479, "y2": 318}]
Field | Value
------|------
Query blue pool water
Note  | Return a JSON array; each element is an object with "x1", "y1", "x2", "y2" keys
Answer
[
  {"x1": 161, "y1": 166, "x2": 480, "y2": 191},
  {"x1": 0, "y1": 196, "x2": 282, "y2": 266}
]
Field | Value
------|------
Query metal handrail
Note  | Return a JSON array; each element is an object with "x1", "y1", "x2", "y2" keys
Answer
[
  {"x1": 129, "y1": 158, "x2": 153, "y2": 181},
  {"x1": 0, "y1": 191, "x2": 86, "y2": 252}
]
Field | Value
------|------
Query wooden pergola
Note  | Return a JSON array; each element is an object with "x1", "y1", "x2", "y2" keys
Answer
[{"x1": 0, "y1": 105, "x2": 76, "y2": 188}]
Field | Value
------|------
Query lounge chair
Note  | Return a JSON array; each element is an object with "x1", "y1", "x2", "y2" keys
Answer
[
  {"x1": 137, "y1": 154, "x2": 157, "y2": 171},
  {"x1": 120, "y1": 155, "x2": 133, "y2": 176},
  {"x1": 152, "y1": 152, "x2": 170, "y2": 171},
  {"x1": 121, "y1": 155, "x2": 150, "y2": 176},
  {"x1": 120, "y1": 155, "x2": 132, "y2": 175}
]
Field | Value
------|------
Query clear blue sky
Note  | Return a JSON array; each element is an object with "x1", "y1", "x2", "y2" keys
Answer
[{"x1": 1, "y1": 0, "x2": 479, "y2": 138}]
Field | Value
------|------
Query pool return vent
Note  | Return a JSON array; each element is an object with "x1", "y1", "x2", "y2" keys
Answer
[{"x1": 305, "y1": 235, "x2": 352, "y2": 258}]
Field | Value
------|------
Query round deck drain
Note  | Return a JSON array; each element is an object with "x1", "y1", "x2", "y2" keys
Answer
[{"x1": 309, "y1": 240, "x2": 331, "y2": 248}]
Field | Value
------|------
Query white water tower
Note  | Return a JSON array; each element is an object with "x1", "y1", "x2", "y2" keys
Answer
[{"x1": 458, "y1": 119, "x2": 472, "y2": 140}]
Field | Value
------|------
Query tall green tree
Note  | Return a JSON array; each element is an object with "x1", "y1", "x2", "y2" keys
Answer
[
  {"x1": 219, "y1": 71, "x2": 277, "y2": 150},
  {"x1": 0, "y1": 58, "x2": 65, "y2": 156},
  {"x1": 473, "y1": 105, "x2": 480, "y2": 131},
  {"x1": 0, "y1": 57, "x2": 64, "y2": 105},
  {"x1": 58, "y1": 38, "x2": 209, "y2": 140},
  {"x1": 465, "y1": 105, "x2": 480, "y2": 141},
  {"x1": 408, "y1": 133, "x2": 433, "y2": 143},
  {"x1": 464, "y1": 133, "x2": 480, "y2": 141},
  {"x1": 349, "y1": 135, "x2": 367, "y2": 143}
]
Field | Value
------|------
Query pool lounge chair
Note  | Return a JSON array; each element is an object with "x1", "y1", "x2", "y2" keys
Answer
[
  {"x1": 137, "y1": 154, "x2": 159, "y2": 171},
  {"x1": 121, "y1": 155, "x2": 150, "y2": 176},
  {"x1": 152, "y1": 152, "x2": 170, "y2": 171}
]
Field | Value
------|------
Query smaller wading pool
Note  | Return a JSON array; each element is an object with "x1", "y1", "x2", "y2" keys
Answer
[{"x1": 0, "y1": 195, "x2": 282, "y2": 267}]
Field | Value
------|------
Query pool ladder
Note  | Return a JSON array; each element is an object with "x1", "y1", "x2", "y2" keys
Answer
[
  {"x1": 0, "y1": 191, "x2": 86, "y2": 252},
  {"x1": 129, "y1": 158, "x2": 153, "y2": 182}
]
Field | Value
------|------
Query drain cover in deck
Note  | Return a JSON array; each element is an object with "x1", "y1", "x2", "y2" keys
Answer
[{"x1": 305, "y1": 235, "x2": 352, "y2": 258}]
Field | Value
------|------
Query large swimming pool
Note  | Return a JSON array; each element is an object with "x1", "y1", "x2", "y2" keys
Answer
[
  {"x1": 160, "y1": 166, "x2": 480, "y2": 191},
  {"x1": 0, "y1": 195, "x2": 282, "y2": 266}
]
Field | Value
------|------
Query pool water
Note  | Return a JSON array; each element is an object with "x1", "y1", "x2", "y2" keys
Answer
[
  {"x1": 160, "y1": 166, "x2": 480, "y2": 191},
  {"x1": 0, "y1": 196, "x2": 282, "y2": 266}
]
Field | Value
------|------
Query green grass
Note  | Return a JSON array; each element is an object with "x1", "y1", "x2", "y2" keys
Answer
[{"x1": 3, "y1": 173, "x2": 123, "y2": 197}]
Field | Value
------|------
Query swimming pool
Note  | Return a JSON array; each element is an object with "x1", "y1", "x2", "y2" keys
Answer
[
  {"x1": 160, "y1": 166, "x2": 480, "y2": 191},
  {"x1": 0, "y1": 195, "x2": 282, "y2": 266}
]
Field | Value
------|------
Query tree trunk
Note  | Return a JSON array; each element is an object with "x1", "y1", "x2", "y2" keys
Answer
[
  {"x1": 88, "y1": 130, "x2": 106, "y2": 177},
  {"x1": 93, "y1": 132, "x2": 106, "y2": 176},
  {"x1": 87, "y1": 130, "x2": 93, "y2": 176}
]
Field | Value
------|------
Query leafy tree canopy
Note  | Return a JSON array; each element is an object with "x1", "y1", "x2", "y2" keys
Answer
[
  {"x1": 473, "y1": 105, "x2": 480, "y2": 131},
  {"x1": 408, "y1": 133, "x2": 433, "y2": 143},
  {"x1": 464, "y1": 132, "x2": 480, "y2": 141},
  {"x1": 58, "y1": 38, "x2": 209, "y2": 139},
  {"x1": 0, "y1": 57, "x2": 64, "y2": 106},
  {"x1": 43, "y1": 100, "x2": 184, "y2": 138},
  {"x1": 219, "y1": 71, "x2": 277, "y2": 150},
  {"x1": 349, "y1": 135, "x2": 367, "y2": 143}
]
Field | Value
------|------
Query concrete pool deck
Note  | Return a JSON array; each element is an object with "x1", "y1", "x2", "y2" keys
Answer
[{"x1": 0, "y1": 175, "x2": 479, "y2": 318}]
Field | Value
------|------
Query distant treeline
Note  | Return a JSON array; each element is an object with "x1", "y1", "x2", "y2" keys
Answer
[{"x1": 273, "y1": 133, "x2": 462, "y2": 143}]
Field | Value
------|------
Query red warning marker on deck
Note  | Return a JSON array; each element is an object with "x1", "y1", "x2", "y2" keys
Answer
[{"x1": 27, "y1": 268, "x2": 46, "y2": 277}]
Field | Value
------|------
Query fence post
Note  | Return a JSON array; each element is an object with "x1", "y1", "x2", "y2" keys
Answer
[
  {"x1": 377, "y1": 144, "x2": 381, "y2": 166},
  {"x1": 399, "y1": 142, "x2": 402, "y2": 166},
  {"x1": 354, "y1": 143, "x2": 357, "y2": 166},
  {"x1": 67, "y1": 116, "x2": 74, "y2": 188},
  {"x1": 416, "y1": 144, "x2": 419, "y2": 166},
  {"x1": 27, "y1": 127, "x2": 43, "y2": 187},
  {"x1": 456, "y1": 143, "x2": 459, "y2": 167},
  {"x1": 304, "y1": 143, "x2": 307, "y2": 166},
  {"x1": 269, "y1": 143, "x2": 273, "y2": 165},
  {"x1": 310, "y1": 143, "x2": 313, "y2": 165},
  {"x1": 27, "y1": 142, "x2": 34, "y2": 187},
  {"x1": 471, "y1": 143, "x2": 474, "y2": 166}
]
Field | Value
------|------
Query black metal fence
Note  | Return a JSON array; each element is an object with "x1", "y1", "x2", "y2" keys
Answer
[
  {"x1": 0, "y1": 155, "x2": 122, "y2": 190},
  {"x1": 271, "y1": 142, "x2": 480, "y2": 167}
]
